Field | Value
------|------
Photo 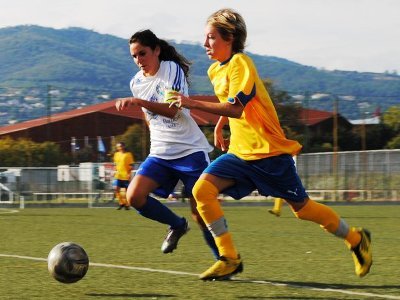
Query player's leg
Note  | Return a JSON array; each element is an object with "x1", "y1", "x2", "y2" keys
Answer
[
  {"x1": 177, "y1": 151, "x2": 220, "y2": 259},
  {"x1": 113, "y1": 181, "x2": 125, "y2": 210},
  {"x1": 268, "y1": 198, "x2": 283, "y2": 217},
  {"x1": 189, "y1": 197, "x2": 219, "y2": 259},
  {"x1": 288, "y1": 198, "x2": 372, "y2": 277},
  {"x1": 193, "y1": 173, "x2": 242, "y2": 280},
  {"x1": 121, "y1": 181, "x2": 131, "y2": 210},
  {"x1": 254, "y1": 154, "x2": 371, "y2": 277},
  {"x1": 126, "y1": 174, "x2": 188, "y2": 253}
]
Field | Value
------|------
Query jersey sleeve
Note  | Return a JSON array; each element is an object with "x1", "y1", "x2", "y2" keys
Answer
[
  {"x1": 227, "y1": 56, "x2": 256, "y2": 107},
  {"x1": 165, "y1": 61, "x2": 188, "y2": 95},
  {"x1": 129, "y1": 77, "x2": 136, "y2": 97},
  {"x1": 127, "y1": 152, "x2": 134, "y2": 165}
]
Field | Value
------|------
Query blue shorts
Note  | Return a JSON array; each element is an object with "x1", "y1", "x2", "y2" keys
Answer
[
  {"x1": 204, "y1": 153, "x2": 308, "y2": 202},
  {"x1": 112, "y1": 179, "x2": 130, "y2": 189},
  {"x1": 136, "y1": 151, "x2": 209, "y2": 198}
]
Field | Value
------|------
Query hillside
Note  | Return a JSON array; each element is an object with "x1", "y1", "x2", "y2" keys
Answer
[{"x1": 0, "y1": 25, "x2": 399, "y2": 125}]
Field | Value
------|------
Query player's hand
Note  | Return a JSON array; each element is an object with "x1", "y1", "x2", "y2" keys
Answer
[
  {"x1": 214, "y1": 128, "x2": 229, "y2": 151},
  {"x1": 168, "y1": 93, "x2": 192, "y2": 109},
  {"x1": 115, "y1": 98, "x2": 137, "y2": 111}
]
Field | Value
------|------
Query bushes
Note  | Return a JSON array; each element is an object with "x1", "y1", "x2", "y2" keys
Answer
[{"x1": 0, "y1": 136, "x2": 67, "y2": 167}]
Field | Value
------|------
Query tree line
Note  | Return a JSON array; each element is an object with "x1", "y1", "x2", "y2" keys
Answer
[{"x1": 0, "y1": 82, "x2": 399, "y2": 167}]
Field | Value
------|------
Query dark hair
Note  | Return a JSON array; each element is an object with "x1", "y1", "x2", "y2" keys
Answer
[{"x1": 129, "y1": 29, "x2": 191, "y2": 79}]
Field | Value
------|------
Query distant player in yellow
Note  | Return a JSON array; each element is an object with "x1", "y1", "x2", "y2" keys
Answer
[
  {"x1": 113, "y1": 142, "x2": 134, "y2": 210},
  {"x1": 269, "y1": 198, "x2": 284, "y2": 217},
  {"x1": 170, "y1": 8, "x2": 372, "y2": 281}
]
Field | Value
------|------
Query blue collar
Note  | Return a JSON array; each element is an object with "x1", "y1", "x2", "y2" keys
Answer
[{"x1": 220, "y1": 54, "x2": 234, "y2": 66}]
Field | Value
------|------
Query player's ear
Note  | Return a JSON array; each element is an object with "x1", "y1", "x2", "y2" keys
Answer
[{"x1": 154, "y1": 45, "x2": 161, "y2": 57}]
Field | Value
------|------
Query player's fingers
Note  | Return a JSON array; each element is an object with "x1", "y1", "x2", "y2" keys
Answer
[{"x1": 169, "y1": 100, "x2": 179, "y2": 108}]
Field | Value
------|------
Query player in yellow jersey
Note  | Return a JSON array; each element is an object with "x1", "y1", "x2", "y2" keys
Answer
[
  {"x1": 269, "y1": 198, "x2": 284, "y2": 217},
  {"x1": 113, "y1": 142, "x2": 134, "y2": 210},
  {"x1": 170, "y1": 8, "x2": 372, "y2": 280}
]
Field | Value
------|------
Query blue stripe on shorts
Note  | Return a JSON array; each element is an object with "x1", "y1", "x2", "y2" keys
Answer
[
  {"x1": 112, "y1": 179, "x2": 130, "y2": 189},
  {"x1": 136, "y1": 151, "x2": 209, "y2": 198},
  {"x1": 203, "y1": 153, "x2": 308, "y2": 202}
]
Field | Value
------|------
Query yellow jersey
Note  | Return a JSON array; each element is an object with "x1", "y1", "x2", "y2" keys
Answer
[
  {"x1": 113, "y1": 151, "x2": 134, "y2": 180},
  {"x1": 208, "y1": 53, "x2": 302, "y2": 160}
]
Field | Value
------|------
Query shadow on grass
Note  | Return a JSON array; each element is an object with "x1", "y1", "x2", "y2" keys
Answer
[
  {"x1": 233, "y1": 278, "x2": 400, "y2": 290},
  {"x1": 237, "y1": 297, "x2": 348, "y2": 300},
  {"x1": 86, "y1": 293, "x2": 175, "y2": 298}
]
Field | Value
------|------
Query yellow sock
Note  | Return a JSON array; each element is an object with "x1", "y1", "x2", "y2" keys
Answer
[
  {"x1": 215, "y1": 233, "x2": 237, "y2": 258},
  {"x1": 294, "y1": 199, "x2": 362, "y2": 247},
  {"x1": 193, "y1": 179, "x2": 238, "y2": 258},
  {"x1": 293, "y1": 198, "x2": 340, "y2": 234},
  {"x1": 345, "y1": 227, "x2": 362, "y2": 249},
  {"x1": 273, "y1": 198, "x2": 283, "y2": 212},
  {"x1": 116, "y1": 191, "x2": 124, "y2": 206},
  {"x1": 120, "y1": 188, "x2": 129, "y2": 206}
]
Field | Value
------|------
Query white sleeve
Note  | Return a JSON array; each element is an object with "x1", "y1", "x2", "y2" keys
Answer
[
  {"x1": 165, "y1": 61, "x2": 187, "y2": 95},
  {"x1": 129, "y1": 77, "x2": 135, "y2": 96}
]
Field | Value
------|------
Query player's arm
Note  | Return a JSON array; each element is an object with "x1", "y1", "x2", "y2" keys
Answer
[
  {"x1": 127, "y1": 153, "x2": 134, "y2": 180},
  {"x1": 172, "y1": 57, "x2": 255, "y2": 119},
  {"x1": 169, "y1": 96, "x2": 243, "y2": 118},
  {"x1": 214, "y1": 116, "x2": 230, "y2": 151},
  {"x1": 115, "y1": 97, "x2": 179, "y2": 119}
]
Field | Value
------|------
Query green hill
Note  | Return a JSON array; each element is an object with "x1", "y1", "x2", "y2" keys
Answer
[{"x1": 0, "y1": 25, "x2": 399, "y2": 125}]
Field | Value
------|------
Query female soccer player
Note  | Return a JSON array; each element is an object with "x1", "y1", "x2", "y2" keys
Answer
[
  {"x1": 112, "y1": 141, "x2": 134, "y2": 210},
  {"x1": 169, "y1": 8, "x2": 372, "y2": 280},
  {"x1": 115, "y1": 29, "x2": 218, "y2": 258}
]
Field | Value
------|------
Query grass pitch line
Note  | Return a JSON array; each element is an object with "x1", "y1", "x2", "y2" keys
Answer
[
  {"x1": 0, "y1": 253, "x2": 198, "y2": 276},
  {"x1": 233, "y1": 278, "x2": 400, "y2": 300},
  {"x1": 1, "y1": 253, "x2": 399, "y2": 300},
  {"x1": 91, "y1": 262, "x2": 198, "y2": 276},
  {"x1": 0, "y1": 208, "x2": 19, "y2": 214}
]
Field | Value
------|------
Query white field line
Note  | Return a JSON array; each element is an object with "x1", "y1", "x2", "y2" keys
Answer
[
  {"x1": 0, "y1": 253, "x2": 399, "y2": 300},
  {"x1": 0, "y1": 208, "x2": 19, "y2": 214}
]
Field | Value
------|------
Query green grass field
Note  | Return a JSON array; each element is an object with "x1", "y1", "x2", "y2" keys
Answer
[{"x1": 1, "y1": 204, "x2": 400, "y2": 299}]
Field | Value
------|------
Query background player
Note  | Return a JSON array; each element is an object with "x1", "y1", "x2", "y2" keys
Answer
[{"x1": 113, "y1": 141, "x2": 134, "y2": 210}]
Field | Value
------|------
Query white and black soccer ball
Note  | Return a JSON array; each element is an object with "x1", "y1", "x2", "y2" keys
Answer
[{"x1": 47, "y1": 242, "x2": 89, "y2": 284}]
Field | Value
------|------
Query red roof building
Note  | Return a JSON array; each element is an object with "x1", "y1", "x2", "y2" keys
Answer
[
  {"x1": 0, "y1": 96, "x2": 220, "y2": 153},
  {"x1": 0, "y1": 96, "x2": 350, "y2": 153}
]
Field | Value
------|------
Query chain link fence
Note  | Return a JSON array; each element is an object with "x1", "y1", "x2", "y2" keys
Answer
[
  {"x1": 297, "y1": 149, "x2": 400, "y2": 201},
  {"x1": 0, "y1": 150, "x2": 399, "y2": 206}
]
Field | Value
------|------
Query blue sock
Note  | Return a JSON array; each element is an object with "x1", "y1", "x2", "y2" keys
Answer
[
  {"x1": 137, "y1": 196, "x2": 185, "y2": 229},
  {"x1": 202, "y1": 229, "x2": 220, "y2": 259}
]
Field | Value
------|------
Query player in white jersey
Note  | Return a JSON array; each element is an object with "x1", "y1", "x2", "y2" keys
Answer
[{"x1": 115, "y1": 29, "x2": 218, "y2": 258}]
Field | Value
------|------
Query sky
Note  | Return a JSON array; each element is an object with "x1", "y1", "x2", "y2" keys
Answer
[{"x1": 0, "y1": 0, "x2": 399, "y2": 73}]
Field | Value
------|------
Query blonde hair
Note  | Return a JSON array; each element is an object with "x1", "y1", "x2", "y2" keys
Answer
[{"x1": 207, "y1": 8, "x2": 247, "y2": 53}]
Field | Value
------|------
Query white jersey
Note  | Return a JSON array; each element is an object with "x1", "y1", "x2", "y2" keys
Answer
[{"x1": 130, "y1": 60, "x2": 213, "y2": 159}]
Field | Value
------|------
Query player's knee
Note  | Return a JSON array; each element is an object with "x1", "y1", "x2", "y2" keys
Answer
[
  {"x1": 192, "y1": 179, "x2": 218, "y2": 205},
  {"x1": 127, "y1": 191, "x2": 146, "y2": 209}
]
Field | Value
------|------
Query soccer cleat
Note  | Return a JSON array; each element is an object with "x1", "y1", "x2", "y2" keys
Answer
[
  {"x1": 161, "y1": 218, "x2": 190, "y2": 253},
  {"x1": 268, "y1": 208, "x2": 281, "y2": 217},
  {"x1": 350, "y1": 228, "x2": 372, "y2": 277},
  {"x1": 124, "y1": 205, "x2": 130, "y2": 210},
  {"x1": 116, "y1": 204, "x2": 124, "y2": 210},
  {"x1": 199, "y1": 255, "x2": 243, "y2": 281}
]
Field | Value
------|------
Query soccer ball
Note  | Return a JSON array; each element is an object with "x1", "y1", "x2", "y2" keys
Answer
[{"x1": 47, "y1": 242, "x2": 89, "y2": 284}]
